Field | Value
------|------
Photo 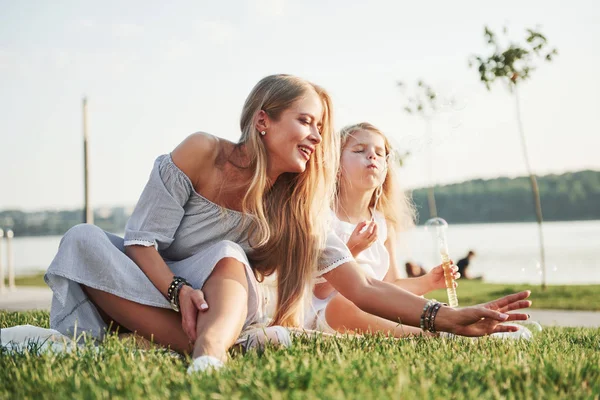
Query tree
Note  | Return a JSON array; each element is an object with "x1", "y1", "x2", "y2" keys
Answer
[
  {"x1": 397, "y1": 80, "x2": 457, "y2": 218},
  {"x1": 469, "y1": 25, "x2": 558, "y2": 289}
]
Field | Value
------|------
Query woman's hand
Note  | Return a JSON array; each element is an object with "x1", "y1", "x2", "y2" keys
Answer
[
  {"x1": 347, "y1": 221, "x2": 378, "y2": 257},
  {"x1": 178, "y1": 285, "x2": 209, "y2": 341},
  {"x1": 425, "y1": 262, "x2": 460, "y2": 291},
  {"x1": 437, "y1": 291, "x2": 532, "y2": 336}
]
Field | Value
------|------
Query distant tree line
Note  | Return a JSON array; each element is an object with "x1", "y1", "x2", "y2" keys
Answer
[
  {"x1": 411, "y1": 170, "x2": 600, "y2": 224},
  {"x1": 0, "y1": 207, "x2": 130, "y2": 237},
  {"x1": 1, "y1": 170, "x2": 598, "y2": 237}
]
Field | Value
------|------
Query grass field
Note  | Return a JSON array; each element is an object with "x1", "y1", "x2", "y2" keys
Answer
[
  {"x1": 6, "y1": 273, "x2": 50, "y2": 287},
  {"x1": 1, "y1": 311, "x2": 599, "y2": 399},
  {"x1": 427, "y1": 280, "x2": 600, "y2": 311},
  {"x1": 8, "y1": 273, "x2": 600, "y2": 311}
]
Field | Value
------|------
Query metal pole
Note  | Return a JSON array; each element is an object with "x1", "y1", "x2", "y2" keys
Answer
[
  {"x1": 6, "y1": 229, "x2": 15, "y2": 290},
  {"x1": 83, "y1": 97, "x2": 94, "y2": 224}
]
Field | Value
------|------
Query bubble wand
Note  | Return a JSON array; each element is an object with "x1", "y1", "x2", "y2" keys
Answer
[{"x1": 425, "y1": 218, "x2": 458, "y2": 307}]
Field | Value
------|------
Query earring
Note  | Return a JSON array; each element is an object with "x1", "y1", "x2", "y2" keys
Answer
[{"x1": 260, "y1": 131, "x2": 266, "y2": 136}]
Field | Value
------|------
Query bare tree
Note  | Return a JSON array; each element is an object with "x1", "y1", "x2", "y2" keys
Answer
[
  {"x1": 469, "y1": 26, "x2": 557, "y2": 289},
  {"x1": 398, "y1": 80, "x2": 455, "y2": 219}
]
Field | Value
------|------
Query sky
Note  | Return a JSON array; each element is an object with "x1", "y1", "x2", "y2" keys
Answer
[{"x1": 1, "y1": 0, "x2": 598, "y2": 211}]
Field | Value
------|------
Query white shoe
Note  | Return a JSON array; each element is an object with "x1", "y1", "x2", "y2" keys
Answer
[
  {"x1": 0, "y1": 325, "x2": 75, "y2": 354},
  {"x1": 236, "y1": 325, "x2": 292, "y2": 351},
  {"x1": 186, "y1": 355, "x2": 225, "y2": 375},
  {"x1": 439, "y1": 332, "x2": 460, "y2": 340}
]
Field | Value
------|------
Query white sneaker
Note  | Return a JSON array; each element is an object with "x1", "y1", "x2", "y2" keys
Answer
[
  {"x1": 186, "y1": 355, "x2": 225, "y2": 375},
  {"x1": 236, "y1": 325, "x2": 292, "y2": 351}
]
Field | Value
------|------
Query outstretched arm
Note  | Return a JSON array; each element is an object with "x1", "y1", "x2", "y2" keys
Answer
[{"x1": 322, "y1": 260, "x2": 531, "y2": 336}]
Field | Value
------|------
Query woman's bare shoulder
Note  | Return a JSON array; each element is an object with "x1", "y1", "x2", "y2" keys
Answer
[{"x1": 170, "y1": 132, "x2": 226, "y2": 187}]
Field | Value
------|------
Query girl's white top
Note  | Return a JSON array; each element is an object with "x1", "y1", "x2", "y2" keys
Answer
[
  {"x1": 307, "y1": 210, "x2": 390, "y2": 321},
  {"x1": 331, "y1": 210, "x2": 389, "y2": 281}
]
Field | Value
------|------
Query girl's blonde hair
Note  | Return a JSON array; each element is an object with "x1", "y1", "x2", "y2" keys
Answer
[
  {"x1": 238, "y1": 74, "x2": 339, "y2": 326},
  {"x1": 338, "y1": 122, "x2": 415, "y2": 231}
]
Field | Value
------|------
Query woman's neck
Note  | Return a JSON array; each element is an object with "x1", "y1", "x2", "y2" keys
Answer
[
  {"x1": 337, "y1": 186, "x2": 374, "y2": 223},
  {"x1": 229, "y1": 142, "x2": 276, "y2": 190}
]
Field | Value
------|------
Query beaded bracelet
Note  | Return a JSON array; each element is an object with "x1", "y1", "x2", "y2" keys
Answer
[
  {"x1": 420, "y1": 299, "x2": 437, "y2": 331},
  {"x1": 419, "y1": 299, "x2": 449, "y2": 333},
  {"x1": 428, "y1": 302, "x2": 443, "y2": 333},
  {"x1": 426, "y1": 301, "x2": 438, "y2": 331},
  {"x1": 168, "y1": 276, "x2": 191, "y2": 312}
]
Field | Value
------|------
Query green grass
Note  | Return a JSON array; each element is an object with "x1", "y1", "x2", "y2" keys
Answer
[
  {"x1": 4, "y1": 273, "x2": 49, "y2": 287},
  {"x1": 1, "y1": 311, "x2": 599, "y2": 399},
  {"x1": 427, "y1": 280, "x2": 600, "y2": 311},
  {"x1": 8, "y1": 274, "x2": 600, "y2": 311}
]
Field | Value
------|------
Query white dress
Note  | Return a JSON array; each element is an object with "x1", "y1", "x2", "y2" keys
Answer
[
  {"x1": 305, "y1": 210, "x2": 390, "y2": 332},
  {"x1": 10, "y1": 154, "x2": 354, "y2": 343}
]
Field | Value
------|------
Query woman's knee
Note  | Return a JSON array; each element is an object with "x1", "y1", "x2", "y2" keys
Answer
[
  {"x1": 61, "y1": 223, "x2": 105, "y2": 248},
  {"x1": 210, "y1": 257, "x2": 249, "y2": 287}
]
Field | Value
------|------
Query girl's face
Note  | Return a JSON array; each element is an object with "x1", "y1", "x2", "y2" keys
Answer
[
  {"x1": 340, "y1": 129, "x2": 387, "y2": 191},
  {"x1": 258, "y1": 90, "x2": 323, "y2": 175}
]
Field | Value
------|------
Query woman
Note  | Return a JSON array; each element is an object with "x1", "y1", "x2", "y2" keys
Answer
[{"x1": 44, "y1": 74, "x2": 531, "y2": 374}]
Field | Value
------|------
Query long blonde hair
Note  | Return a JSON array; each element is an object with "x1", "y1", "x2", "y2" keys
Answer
[
  {"x1": 238, "y1": 74, "x2": 339, "y2": 326},
  {"x1": 338, "y1": 122, "x2": 415, "y2": 231}
]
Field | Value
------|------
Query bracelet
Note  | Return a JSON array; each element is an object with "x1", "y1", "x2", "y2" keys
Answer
[
  {"x1": 420, "y1": 299, "x2": 436, "y2": 331},
  {"x1": 168, "y1": 276, "x2": 191, "y2": 312},
  {"x1": 419, "y1": 299, "x2": 449, "y2": 333},
  {"x1": 428, "y1": 302, "x2": 443, "y2": 333}
]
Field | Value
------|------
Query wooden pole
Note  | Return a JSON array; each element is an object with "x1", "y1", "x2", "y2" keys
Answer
[
  {"x1": 6, "y1": 229, "x2": 15, "y2": 290},
  {"x1": 0, "y1": 228, "x2": 5, "y2": 293},
  {"x1": 83, "y1": 97, "x2": 93, "y2": 224}
]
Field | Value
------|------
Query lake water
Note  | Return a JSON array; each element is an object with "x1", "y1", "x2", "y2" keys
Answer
[{"x1": 3, "y1": 220, "x2": 600, "y2": 285}]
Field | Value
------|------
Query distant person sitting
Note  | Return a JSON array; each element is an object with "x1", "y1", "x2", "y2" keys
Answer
[
  {"x1": 456, "y1": 251, "x2": 482, "y2": 280},
  {"x1": 405, "y1": 261, "x2": 427, "y2": 278}
]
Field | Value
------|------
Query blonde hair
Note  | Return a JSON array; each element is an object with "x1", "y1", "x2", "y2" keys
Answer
[
  {"x1": 238, "y1": 74, "x2": 339, "y2": 326},
  {"x1": 338, "y1": 122, "x2": 415, "y2": 231}
]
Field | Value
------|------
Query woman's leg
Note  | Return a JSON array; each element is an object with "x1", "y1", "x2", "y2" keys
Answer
[
  {"x1": 82, "y1": 257, "x2": 250, "y2": 359},
  {"x1": 324, "y1": 293, "x2": 426, "y2": 337},
  {"x1": 83, "y1": 285, "x2": 191, "y2": 352},
  {"x1": 190, "y1": 257, "x2": 249, "y2": 362}
]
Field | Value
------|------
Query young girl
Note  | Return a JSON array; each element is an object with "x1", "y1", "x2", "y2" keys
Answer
[{"x1": 306, "y1": 122, "x2": 460, "y2": 337}]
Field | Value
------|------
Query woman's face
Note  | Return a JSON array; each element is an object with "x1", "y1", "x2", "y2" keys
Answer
[
  {"x1": 340, "y1": 129, "x2": 387, "y2": 191},
  {"x1": 259, "y1": 90, "x2": 323, "y2": 176}
]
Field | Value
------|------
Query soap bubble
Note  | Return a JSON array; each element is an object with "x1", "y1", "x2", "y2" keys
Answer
[
  {"x1": 514, "y1": 320, "x2": 543, "y2": 335},
  {"x1": 424, "y1": 217, "x2": 448, "y2": 231}
]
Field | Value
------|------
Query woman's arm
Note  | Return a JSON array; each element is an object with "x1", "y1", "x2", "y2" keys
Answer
[
  {"x1": 324, "y1": 261, "x2": 432, "y2": 327},
  {"x1": 127, "y1": 133, "x2": 217, "y2": 293},
  {"x1": 125, "y1": 246, "x2": 179, "y2": 297},
  {"x1": 124, "y1": 133, "x2": 218, "y2": 339},
  {"x1": 323, "y1": 260, "x2": 531, "y2": 336}
]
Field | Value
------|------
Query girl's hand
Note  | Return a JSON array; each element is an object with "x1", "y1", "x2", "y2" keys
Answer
[
  {"x1": 346, "y1": 221, "x2": 378, "y2": 257},
  {"x1": 178, "y1": 285, "x2": 209, "y2": 342},
  {"x1": 437, "y1": 291, "x2": 532, "y2": 336},
  {"x1": 425, "y1": 262, "x2": 460, "y2": 291}
]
